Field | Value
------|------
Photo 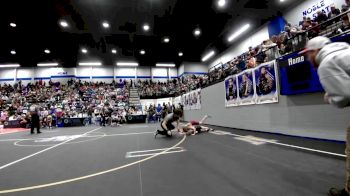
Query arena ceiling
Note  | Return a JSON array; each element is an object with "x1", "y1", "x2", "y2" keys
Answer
[{"x1": 0, "y1": 0, "x2": 303, "y2": 67}]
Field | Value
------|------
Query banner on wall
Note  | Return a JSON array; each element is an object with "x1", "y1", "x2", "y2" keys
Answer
[
  {"x1": 173, "y1": 96, "x2": 181, "y2": 108},
  {"x1": 223, "y1": 60, "x2": 279, "y2": 107},
  {"x1": 237, "y1": 70, "x2": 255, "y2": 106},
  {"x1": 225, "y1": 75, "x2": 239, "y2": 107},
  {"x1": 254, "y1": 61, "x2": 279, "y2": 104},
  {"x1": 302, "y1": 0, "x2": 333, "y2": 21},
  {"x1": 181, "y1": 89, "x2": 201, "y2": 110}
]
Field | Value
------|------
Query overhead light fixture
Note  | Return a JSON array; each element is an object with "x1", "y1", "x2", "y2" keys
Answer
[
  {"x1": 0, "y1": 64, "x2": 20, "y2": 68},
  {"x1": 163, "y1": 37, "x2": 170, "y2": 43},
  {"x1": 37, "y1": 63, "x2": 59, "y2": 67},
  {"x1": 116, "y1": 62, "x2": 139, "y2": 67},
  {"x1": 228, "y1": 24, "x2": 250, "y2": 42},
  {"x1": 10, "y1": 23, "x2": 16, "y2": 27},
  {"x1": 178, "y1": 52, "x2": 183, "y2": 57},
  {"x1": 59, "y1": 20, "x2": 69, "y2": 28},
  {"x1": 81, "y1": 48, "x2": 88, "y2": 54},
  {"x1": 111, "y1": 49, "x2": 117, "y2": 54},
  {"x1": 102, "y1": 21, "x2": 110, "y2": 28},
  {"x1": 10, "y1": 50, "x2": 16, "y2": 55},
  {"x1": 44, "y1": 49, "x2": 51, "y2": 54},
  {"x1": 156, "y1": 63, "x2": 176, "y2": 67},
  {"x1": 201, "y1": 50, "x2": 215, "y2": 62},
  {"x1": 218, "y1": 0, "x2": 226, "y2": 7},
  {"x1": 194, "y1": 28, "x2": 201, "y2": 36},
  {"x1": 143, "y1": 24, "x2": 150, "y2": 31},
  {"x1": 79, "y1": 62, "x2": 102, "y2": 66},
  {"x1": 140, "y1": 50, "x2": 146, "y2": 55}
]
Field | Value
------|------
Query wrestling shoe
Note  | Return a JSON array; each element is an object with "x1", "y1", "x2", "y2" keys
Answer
[
  {"x1": 329, "y1": 188, "x2": 349, "y2": 196},
  {"x1": 154, "y1": 130, "x2": 159, "y2": 138}
]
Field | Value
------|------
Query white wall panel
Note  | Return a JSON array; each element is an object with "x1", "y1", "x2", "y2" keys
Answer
[{"x1": 0, "y1": 69, "x2": 15, "y2": 84}]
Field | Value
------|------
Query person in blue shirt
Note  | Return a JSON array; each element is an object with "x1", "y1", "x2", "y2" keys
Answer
[{"x1": 156, "y1": 104, "x2": 162, "y2": 121}]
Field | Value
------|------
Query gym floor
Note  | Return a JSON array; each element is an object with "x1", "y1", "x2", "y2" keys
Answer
[{"x1": 0, "y1": 124, "x2": 346, "y2": 196}]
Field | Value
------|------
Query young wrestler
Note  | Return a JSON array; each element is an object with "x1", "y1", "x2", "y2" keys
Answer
[
  {"x1": 179, "y1": 115, "x2": 213, "y2": 135},
  {"x1": 179, "y1": 123, "x2": 214, "y2": 135}
]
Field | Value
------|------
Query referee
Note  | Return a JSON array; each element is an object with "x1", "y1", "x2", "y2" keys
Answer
[
  {"x1": 30, "y1": 110, "x2": 41, "y2": 134},
  {"x1": 300, "y1": 36, "x2": 350, "y2": 196}
]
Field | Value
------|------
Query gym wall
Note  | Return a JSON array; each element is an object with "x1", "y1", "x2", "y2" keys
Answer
[{"x1": 184, "y1": 81, "x2": 350, "y2": 141}]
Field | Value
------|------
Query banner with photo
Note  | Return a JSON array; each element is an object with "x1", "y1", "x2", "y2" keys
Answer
[
  {"x1": 173, "y1": 96, "x2": 182, "y2": 108},
  {"x1": 237, "y1": 69, "x2": 256, "y2": 106},
  {"x1": 254, "y1": 61, "x2": 279, "y2": 104},
  {"x1": 181, "y1": 89, "x2": 201, "y2": 110},
  {"x1": 224, "y1": 75, "x2": 239, "y2": 107}
]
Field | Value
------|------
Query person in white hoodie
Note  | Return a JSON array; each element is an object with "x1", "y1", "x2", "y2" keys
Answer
[{"x1": 299, "y1": 36, "x2": 350, "y2": 196}]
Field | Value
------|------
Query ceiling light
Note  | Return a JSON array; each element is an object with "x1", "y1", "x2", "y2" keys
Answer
[
  {"x1": 218, "y1": 0, "x2": 226, "y2": 7},
  {"x1": 0, "y1": 64, "x2": 20, "y2": 68},
  {"x1": 44, "y1": 49, "x2": 50, "y2": 54},
  {"x1": 178, "y1": 52, "x2": 183, "y2": 57},
  {"x1": 228, "y1": 24, "x2": 250, "y2": 42},
  {"x1": 194, "y1": 28, "x2": 201, "y2": 36},
  {"x1": 37, "y1": 63, "x2": 59, "y2": 67},
  {"x1": 143, "y1": 24, "x2": 150, "y2": 31},
  {"x1": 79, "y1": 62, "x2": 102, "y2": 66},
  {"x1": 140, "y1": 50, "x2": 146, "y2": 55},
  {"x1": 81, "y1": 48, "x2": 88, "y2": 54},
  {"x1": 201, "y1": 50, "x2": 215, "y2": 62},
  {"x1": 102, "y1": 22, "x2": 110, "y2": 28},
  {"x1": 116, "y1": 62, "x2": 139, "y2": 67},
  {"x1": 59, "y1": 20, "x2": 69, "y2": 28},
  {"x1": 156, "y1": 63, "x2": 176, "y2": 67},
  {"x1": 10, "y1": 50, "x2": 16, "y2": 55},
  {"x1": 10, "y1": 23, "x2": 16, "y2": 27},
  {"x1": 163, "y1": 37, "x2": 170, "y2": 43},
  {"x1": 111, "y1": 49, "x2": 117, "y2": 54}
]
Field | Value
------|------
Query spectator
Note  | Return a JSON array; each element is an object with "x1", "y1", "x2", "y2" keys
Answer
[
  {"x1": 262, "y1": 38, "x2": 279, "y2": 61},
  {"x1": 236, "y1": 56, "x2": 247, "y2": 71},
  {"x1": 315, "y1": 11, "x2": 329, "y2": 24},
  {"x1": 302, "y1": 17, "x2": 313, "y2": 30},
  {"x1": 246, "y1": 53, "x2": 256, "y2": 69},
  {"x1": 299, "y1": 17, "x2": 307, "y2": 27},
  {"x1": 339, "y1": 15, "x2": 350, "y2": 32},
  {"x1": 344, "y1": 0, "x2": 350, "y2": 11},
  {"x1": 328, "y1": 5, "x2": 341, "y2": 18}
]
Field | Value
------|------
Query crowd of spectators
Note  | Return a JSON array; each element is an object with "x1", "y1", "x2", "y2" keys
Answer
[
  {"x1": 208, "y1": 2, "x2": 350, "y2": 85},
  {"x1": 137, "y1": 74, "x2": 209, "y2": 98},
  {"x1": 0, "y1": 79, "x2": 131, "y2": 128}
]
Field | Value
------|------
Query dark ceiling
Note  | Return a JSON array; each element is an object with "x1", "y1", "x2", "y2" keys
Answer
[{"x1": 0, "y1": 0, "x2": 302, "y2": 67}]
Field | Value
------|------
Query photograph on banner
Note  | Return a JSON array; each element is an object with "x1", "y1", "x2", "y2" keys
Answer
[
  {"x1": 184, "y1": 92, "x2": 192, "y2": 111},
  {"x1": 224, "y1": 75, "x2": 239, "y2": 107},
  {"x1": 237, "y1": 70, "x2": 256, "y2": 106},
  {"x1": 190, "y1": 89, "x2": 201, "y2": 110},
  {"x1": 254, "y1": 61, "x2": 279, "y2": 104},
  {"x1": 173, "y1": 96, "x2": 182, "y2": 108}
]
